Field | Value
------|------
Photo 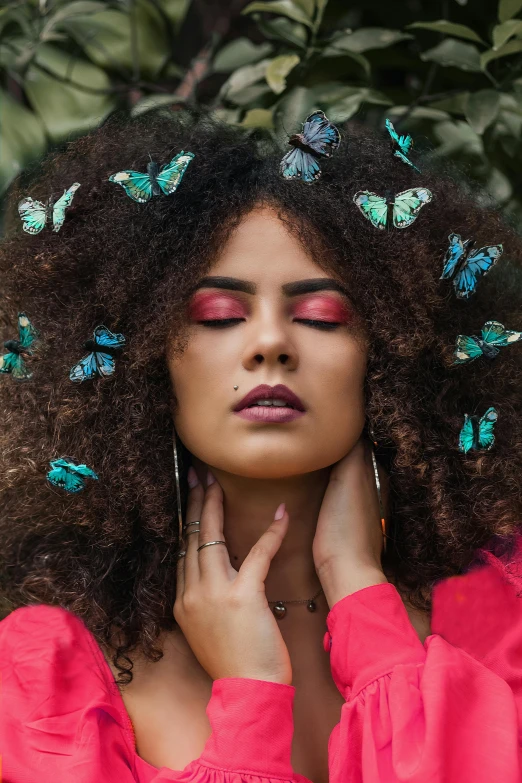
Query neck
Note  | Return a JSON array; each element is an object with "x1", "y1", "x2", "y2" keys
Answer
[{"x1": 190, "y1": 458, "x2": 330, "y2": 602}]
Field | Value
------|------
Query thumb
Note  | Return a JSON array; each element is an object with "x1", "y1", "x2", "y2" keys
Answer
[{"x1": 238, "y1": 503, "x2": 288, "y2": 586}]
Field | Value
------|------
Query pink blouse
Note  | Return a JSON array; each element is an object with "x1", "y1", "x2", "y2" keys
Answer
[{"x1": 1, "y1": 537, "x2": 522, "y2": 782}]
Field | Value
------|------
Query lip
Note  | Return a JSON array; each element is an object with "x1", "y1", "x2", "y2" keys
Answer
[
  {"x1": 233, "y1": 383, "x2": 306, "y2": 412},
  {"x1": 235, "y1": 406, "x2": 305, "y2": 423}
]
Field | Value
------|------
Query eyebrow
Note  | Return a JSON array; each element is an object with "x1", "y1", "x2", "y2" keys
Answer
[{"x1": 192, "y1": 276, "x2": 350, "y2": 298}]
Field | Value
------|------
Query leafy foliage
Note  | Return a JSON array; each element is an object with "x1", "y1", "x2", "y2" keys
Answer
[{"x1": 1, "y1": 0, "x2": 522, "y2": 223}]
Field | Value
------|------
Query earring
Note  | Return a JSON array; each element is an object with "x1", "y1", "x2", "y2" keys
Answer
[
  {"x1": 370, "y1": 446, "x2": 387, "y2": 553},
  {"x1": 172, "y1": 431, "x2": 184, "y2": 543}
]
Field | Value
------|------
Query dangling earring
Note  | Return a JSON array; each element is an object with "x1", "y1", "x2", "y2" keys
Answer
[
  {"x1": 172, "y1": 431, "x2": 184, "y2": 543},
  {"x1": 370, "y1": 446, "x2": 387, "y2": 553}
]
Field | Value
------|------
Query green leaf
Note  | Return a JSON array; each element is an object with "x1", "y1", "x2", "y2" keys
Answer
[
  {"x1": 241, "y1": 1, "x2": 313, "y2": 27},
  {"x1": 161, "y1": 0, "x2": 191, "y2": 28},
  {"x1": 498, "y1": 0, "x2": 522, "y2": 23},
  {"x1": 388, "y1": 106, "x2": 450, "y2": 121},
  {"x1": 219, "y1": 58, "x2": 271, "y2": 99},
  {"x1": 274, "y1": 85, "x2": 317, "y2": 139},
  {"x1": 323, "y1": 27, "x2": 412, "y2": 54},
  {"x1": 407, "y1": 20, "x2": 485, "y2": 44},
  {"x1": 326, "y1": 87, "x2": 392, "y2": 122},
  {"x1": 465, "y1": 89, "x2": 501, "y2": 133},
  {"x1": 492, "y1": 19, "x2": 522, "y2": 49},
  {"x1": 428, "y1": 91, "x2": 470, "y2": 115},
  {"x1": 292, "y1": 0, "x2": 315, "y2": 17},
  {"x1": 241, "y1": 107, "x2": 275, "y2": 128},
  {"x1": 213, "y1": 38, "x2": 273, "y2": 72},
  {"x1": 0, "y1": 89, "x2": 46, "y2": 194},
  {"x1": 41, "y1": 1, "x2": 106, "y2": 40},
  {"x1": 254, "y1": 15, "x2": 308, "y2": 48},
  {"x1": 24, "y1": 44, "x2": 116, "y2": 140},
  {"x1": 481, "y1": 37, "x2": 522, "y2": 67},
  {"x1": 420, "y1": 38, "x2": 482, "y2": 71},
  {"x1": 319, "y1": 46, "x2": 371, "y2": 76},
  {"x1": 130, "y1": 93, "x2": 185, "y2": 117},
  {"x1": 432, "y1": 119, "x2": 484, "y2": 157},
  {"x1": 265, "y1": 53, "x2": 300, "y2": 93}
]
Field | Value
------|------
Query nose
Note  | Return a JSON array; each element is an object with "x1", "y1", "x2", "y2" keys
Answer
[{"x1": 241, "y1": 308, "x2": 298, "y2": 371}]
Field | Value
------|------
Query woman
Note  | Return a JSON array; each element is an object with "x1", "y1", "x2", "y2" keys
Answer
[{"x1": 0, "y1": 110, "x2": 521, "y2": 783}]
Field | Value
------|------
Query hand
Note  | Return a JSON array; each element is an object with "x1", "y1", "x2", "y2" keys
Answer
[
  {"x1": 174, "y1": 470, "x2": 293, "y2": 685},
  {"x1": 313, "y1": 438, "x2": 388, "y2": 608}
]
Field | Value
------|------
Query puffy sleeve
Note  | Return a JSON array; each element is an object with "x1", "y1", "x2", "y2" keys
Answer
[
  {"x1": 0, "y1": 604, "x2": 298, "y2": 783},
  {"x1": 323, "y1": 566, "x2": 522, "y2": 783}
]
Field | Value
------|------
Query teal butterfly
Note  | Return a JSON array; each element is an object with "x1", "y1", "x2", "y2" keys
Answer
[
  {"x1": 385, "y1": 118, "x2": 420, "y2": 173},
  {"x1": 458, "y1": 407, "x2": 498, "y2": 454},
  {"x1": 47, "y1": 458, "x2": 99, "y2": 493},
  {"x1": 0, "y1": 313, "x2": 39, "y2": 380},
  {"x1": 109, "y1": 151, "x2": 195, "y2": 203},
  {"x1": 18, "y1": 183, "x2": 81, "y2": 234},
  {"x1": 353, "y1": 188, "x2": 432, "y2": 230},
  {"x1": 454, "y1": 321, "x2": 522, "y2": 365}
]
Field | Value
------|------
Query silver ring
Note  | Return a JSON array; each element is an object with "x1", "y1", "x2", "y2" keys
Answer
[
  {"x1": 185, "y1": 529, "x2": 200, "y2": 536},
  {"x1": 177, "y1": 550, "x2": 187, "y2": 558},
  {"x1": 197, "y1": 540, "x2": 227, "y2": 552},
  {"x1": 184, "y1": 521, "x2": 201, "y2": 530}
]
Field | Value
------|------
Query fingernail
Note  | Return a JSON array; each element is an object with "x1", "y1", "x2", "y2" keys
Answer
[
  {"x1": 206, "y1": 470, "x2": 215, "y2": 486},
  {"x1": 187, "y1": 467, "x2": 198, "y2": 488},
  {"x1": 274, "y1": 502, "x2": 285, "y2": 520}
]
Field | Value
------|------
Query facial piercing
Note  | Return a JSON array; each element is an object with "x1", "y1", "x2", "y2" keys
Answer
[{"x1": 233, "y1": 385, "x2": 238, "y2": 390}]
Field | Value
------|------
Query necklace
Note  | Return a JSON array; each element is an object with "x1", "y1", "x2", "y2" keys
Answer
[{"x1": 268, "y1": 587, "x2": 323, "y2": 619}]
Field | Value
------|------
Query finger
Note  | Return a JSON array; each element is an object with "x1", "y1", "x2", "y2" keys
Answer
[
  {"x1": 238, "y1": 504, "x2": 289, "y2": 587},
  {"x1": 182, "y1": 468, "x2": 205, "y2": 588},
  {"x1": 197, "y1": 471, "x2": 230, "y2": 580}
]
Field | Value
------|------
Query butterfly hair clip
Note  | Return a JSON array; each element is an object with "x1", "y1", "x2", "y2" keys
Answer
[
  {"x1": 69, "y1": 325, "x2": 125, "y2": 383},
  {"x1": 0, "y1": 313, "x2": 39, "y2": 381},
  {"x1": 353, "y1": 188, "x2": 432, "y2": 230},
  {"x1": 280, "y1": 110, "x2": 340, "y2": 183},
  {"x1": 458, "y1": 407, "x2": 498, "y2": 453},
  {"x1": 385, "y1": 118, "x2": 420, "y2": 173},
  {"x1": 47, "y1": 458, "x2": 99, "y2": 493},
  {"x1": 440, "y1": 233, "x2": 503, "y2": 300},
  {"x1": 454, "y1": 320, "x2": 522, "y2": 365},
  {"x1": 18, "y1": 183, "x2": 81, "y2": 234},
  {"x1": 109, "y1": 151, "x2": 194, "y2": 203}
]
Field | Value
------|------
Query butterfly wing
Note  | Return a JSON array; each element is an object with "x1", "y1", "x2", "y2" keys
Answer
[
  {"x1": 441, "y1": 233, "x2": 465, "y2": 280},
  {"x1": 453, "y1": 335, "x2": 483, "y2": 364},
  {"x1": 0, "y1": 352, "x2": 32, "y2": 379},
  {"x1": 385, "y1": 118, "x2": 413, "y2": 155},
  {"x1": 94, "y1": 352, "x2": 116, "y2": 378},
  {"x1": 18, "y1": 197, "x2": 47, "y2": 234},
  {"x1": 458, "y1": 414, "x2": 476, "y2": 454},
  {"x1": 109, "y1": 170, "x2": 154, "y2": 203},
  {"x1": 52, "y1": 183, "x2": 81, "y2": 232},
  {"x1": 0, "y1": 353, "x2": 19, "y2": 374},
  {"x1": 392, "y1": 188, "x2": 432, "y2": 229},
  {"x1": 93, "y1": 325, "x2": 126, "y2": 349},
  {"x1": 481, "y1": 320, "x2": 522, "y2": 347},
  {"x1": 47, "y1": 464, "x2": 85, "y2": 492},
  {"x1": 353, "y1": 191, "x2": 388, "y2": 230},
  {"x1": 18, "y1": 312, "x2": 39, "y2": 350},
  {"x1": 72, "y1": 464, "x2": 99, "y2": 480},
  {"x1": 69, "y1": 353, "x2": 99, "y2": 383},
  {"x1": 477, "y1": 407, "x2": 498, "y2": 450},
  {"x1": 452, "y1": 244, "x2": 503, "y2": 300},
  {"x1": 280, "y1": 148, "x2": 321, "y2": 183},
  {"x1": 300, "y1": 111, "x2": 340, "y2": 157},
  {"x1": 156, "y1": 152, "x2": 195, "y2": 196},
  {"x1": 393, "y1": 150, "x2": 420, "y2": 173}
]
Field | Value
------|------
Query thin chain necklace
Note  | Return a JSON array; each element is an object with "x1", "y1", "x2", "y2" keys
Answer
[{"x1": 268, "y1": 587, "x2": 323, "y2": 620}]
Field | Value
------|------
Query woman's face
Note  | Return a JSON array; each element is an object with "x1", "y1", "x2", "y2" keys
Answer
[{"x1": 167, "y1": 206, "x2": 368, "y2": 479}]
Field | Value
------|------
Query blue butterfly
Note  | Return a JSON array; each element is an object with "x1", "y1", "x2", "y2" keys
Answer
[
  {"x1": 70, "y1": 325, "x2": 125, "y2": 383},
  {"x1": 385, "y1": 118, "x2": 420, "y2": 173},
  {"x1": 0, "y1": 312, "x2": 40, "y2": 381},
  {"x1": 280, "y1": 111, "x2": 341, "y2": 183},
  {"x1": 47, "y1": 458, "x2": 99, "y2": 493},
  {"x1": 109, "y1": 152, "x2": 194, "y2": 203},
  {"x1": 18, "y1": 183, "x2": 81, "y2": 234},
  {"x1": 440, "y1": 233, "x2": 503, "y2": 299},
  {"x1": 454, "y1": 320, "x2": 522, "y2": 365},
  {"x1": 458, "y1": 407, "x2": 498, "y2": 453}
]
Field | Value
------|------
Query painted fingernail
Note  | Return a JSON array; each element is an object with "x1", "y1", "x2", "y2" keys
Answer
[
  {"x1": 206, "y1": 470, "x2": 215, "y2": 486},
  {"x1": 274, "y1": 502, "x2": 285, "y2": 520},
  {"x1": 187, "y1": 467, "x2": 198, "y2": 488}
]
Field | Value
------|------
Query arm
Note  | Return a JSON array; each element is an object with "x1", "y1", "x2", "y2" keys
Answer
[{"x1": 323, "y1": 581, "x2": 521, "y2": 783}]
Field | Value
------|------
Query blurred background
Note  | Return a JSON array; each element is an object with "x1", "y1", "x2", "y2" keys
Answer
[{"x1": 1, "y1": 0, "x2": 521, "y2": 225}]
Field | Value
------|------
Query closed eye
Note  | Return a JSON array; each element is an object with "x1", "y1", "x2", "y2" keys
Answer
[{"x1": 198, "y1": 318, "x2": 341, "y2": 331}]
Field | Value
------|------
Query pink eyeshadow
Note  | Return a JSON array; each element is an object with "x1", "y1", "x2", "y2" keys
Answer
[
  {"x1": 292, "y1": 295, "x2": 352, "y2": 323},
  {"x1": 188, "y1": 292, "x2": 247, "y2": 320}
]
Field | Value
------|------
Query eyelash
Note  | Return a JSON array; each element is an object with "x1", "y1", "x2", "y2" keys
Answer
[{"x1": 198, "y1": 318, "x2": 341, "y2": 331}]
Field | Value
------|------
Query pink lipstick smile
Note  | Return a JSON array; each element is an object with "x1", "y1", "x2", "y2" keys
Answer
[{"x1": 232, "y1": 383, "x2": 306, "y2": 424}]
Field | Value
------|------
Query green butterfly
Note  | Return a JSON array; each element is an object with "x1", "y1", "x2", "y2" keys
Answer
[
  {"x1": 47, "y1": 458, "x2": 99, "y2": 493},
  {"x1": 458, "y1": 407, "x2": 498, "y2": 454},
  {"x1": 0, "y1": 312, "x2": 40, "y2": 380},
  {"x1": 454, "y1": 321, "x2": 522, "y2": 365},
  {"x1": 18, "y1": 183, "x2": 81, "y2": 234},
  {"x1": 353, "y1": 188, "x2": 432, "y2": 230},
  {"x1": 109, "y1": 151, "x2": 195, "y2": 203}
]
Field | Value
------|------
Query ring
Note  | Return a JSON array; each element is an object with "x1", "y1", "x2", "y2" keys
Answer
[
  {"x1": 185, "y1": 529, "x2": 200, "y2": 536},
  {"x1": 177, "y1": 550, "x2": 187, "y2": 558},
  {"x1": 197, "y1": 540, "x2": 227, "y2": 552},
  {"x1": 184, "y1": 521, "x2": 201, "y2": 530}
]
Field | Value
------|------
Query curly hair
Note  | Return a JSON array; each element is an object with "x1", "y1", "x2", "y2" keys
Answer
[{"x1": 1, "y1": 109, "x2": 521, "y2": 686}]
